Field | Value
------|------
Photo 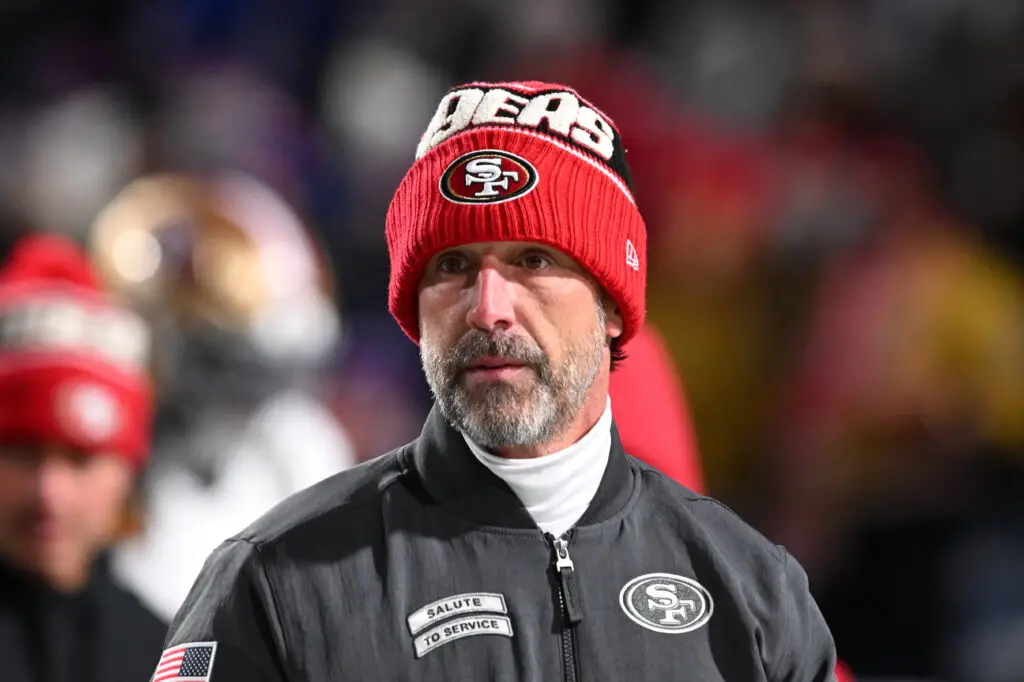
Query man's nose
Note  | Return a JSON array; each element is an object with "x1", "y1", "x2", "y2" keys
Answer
[
  {"x1": 466, "y1": 266, "x2": 516, "y2": 333},
  {"x1": 33, "y1": 456, "x2": 77, "y2": 509}
]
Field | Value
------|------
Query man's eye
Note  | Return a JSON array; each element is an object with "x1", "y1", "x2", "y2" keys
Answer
[
  {"x1": 1, "y1": 449, "x2": 39, "y2": 469},
  {"x1": 436, "y1": 255, "x2": 467, "y2": 274},
  {"x1": 520, "y1": 252, "x2": 552, "y2": 270},
  {"x1": 68, "y1": 450, "x2": 95, "y2": 470}
]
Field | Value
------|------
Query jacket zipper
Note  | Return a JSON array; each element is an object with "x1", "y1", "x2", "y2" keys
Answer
[{"x1": 549, "y1": 532, "x2": 582, "y2": 682}]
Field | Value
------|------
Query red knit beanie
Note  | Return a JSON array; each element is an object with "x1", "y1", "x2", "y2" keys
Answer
[
  {"x1": 385, "y1": 80, "x2": 647, "y2": 345},
  {"x1": 0, "y1": 234, "x2": 153, "y2": 469}
]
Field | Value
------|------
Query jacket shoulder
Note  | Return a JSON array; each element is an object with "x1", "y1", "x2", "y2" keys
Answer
[
  {"x1": 628, "y1": 456, "x2": 787, "y2": 567},
  {"x1": 635, "y1": 461, "x2": 838, "y2": 676},
  {"x1": 231, "y1": 447, "x2": 409, "y2": 547}
]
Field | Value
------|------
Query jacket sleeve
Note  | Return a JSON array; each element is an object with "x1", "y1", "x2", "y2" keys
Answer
[
  {"x1": 155, "y1": 539, "x2": 291, "y2": 682},
  {"x1": 763, "y1": 547, "x2": 837, "y2": 682}
]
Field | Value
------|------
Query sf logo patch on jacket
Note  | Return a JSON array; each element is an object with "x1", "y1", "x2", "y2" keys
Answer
[{"x1": 619, "y1": 573, "x2": 714, "y2": 634}]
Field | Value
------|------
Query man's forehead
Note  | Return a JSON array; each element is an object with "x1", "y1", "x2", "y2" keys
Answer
[
  {"x1": 0, "y1": 442, "x2": 108, "y2": 461},
  {"x1": 441, "y1": 240, "x2": 563, "y2": 255},
  {"x1": 437, "y1": 241, "x2": 584, "y2": 267}
]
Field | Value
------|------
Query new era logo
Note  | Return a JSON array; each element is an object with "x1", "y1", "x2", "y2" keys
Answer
[{"x1": 626, "y1": 239, "x2": 640, "y2": 271}]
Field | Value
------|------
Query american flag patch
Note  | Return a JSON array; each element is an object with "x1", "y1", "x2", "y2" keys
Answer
[{"x1": 151, "y1": 642, "x2": 218, "y2": 682}]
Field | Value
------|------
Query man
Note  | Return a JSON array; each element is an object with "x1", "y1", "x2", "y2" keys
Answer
[
  {"x1": 161, "y1": 81, "x2": 836, "y2": 680},
  {"x1": 87, "y1": 172, "x2": 357, "y2": 623},
  {"x1": 0, "y1": 233, "x2": 166, "y2": 681}
]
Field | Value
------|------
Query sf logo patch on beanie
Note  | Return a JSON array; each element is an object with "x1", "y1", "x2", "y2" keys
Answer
[{"x1": 440, "y1": 150, "x2": 538, "y2": 204}]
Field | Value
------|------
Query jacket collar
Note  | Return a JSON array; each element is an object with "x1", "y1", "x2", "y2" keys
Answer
[
  {"x1": 0, "y1": 553, "x2": 118, "y2": 616},
  {"x1": 407, "y1": 403, "x2": 634, "y2": 530}
]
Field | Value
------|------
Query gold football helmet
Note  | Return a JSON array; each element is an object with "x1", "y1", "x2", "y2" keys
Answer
[{"x1": 89, "y1": 172, "x2": 340, "y2": 402}]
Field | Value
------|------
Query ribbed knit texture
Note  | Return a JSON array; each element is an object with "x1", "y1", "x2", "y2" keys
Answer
[
  {"x1": 386, "y1": 81, "x2": 648, "y2": 345},
  {"x1": 0, "y1": 235, "x2": 153, "y2": 467}
]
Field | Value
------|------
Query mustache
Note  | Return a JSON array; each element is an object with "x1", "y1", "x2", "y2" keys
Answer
[
  {"x1": 448, "y1": 330, "x2": 548, "y2": 375},
  {"x1": 15, "y1": 507, "x2": 68, "y2": 532}
]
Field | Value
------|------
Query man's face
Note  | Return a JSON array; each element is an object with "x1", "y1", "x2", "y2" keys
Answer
[
  {"x1": 0, "y1": 444, "x2": 133, "y2": 591},
  {"x1": 418, "y1": 242, "x2": 622, "y2": 450}
]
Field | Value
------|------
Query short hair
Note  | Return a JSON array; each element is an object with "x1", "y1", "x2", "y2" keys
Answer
[{"x1": 610, "y1": 336, "x2": 627, "y2": 372}]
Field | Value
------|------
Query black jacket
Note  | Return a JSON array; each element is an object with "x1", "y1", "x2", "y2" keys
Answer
[
  {"x1": 0, "y1": 553, "x2": 167, "y2": 682},
  {"x1": 163, "y1": 406, "x2": 837, "y2": 681}
]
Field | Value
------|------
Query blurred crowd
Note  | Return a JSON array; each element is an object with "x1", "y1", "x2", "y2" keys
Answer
[{"x1": 1, "y1": 0, "x2": 1022, "y2": 680}]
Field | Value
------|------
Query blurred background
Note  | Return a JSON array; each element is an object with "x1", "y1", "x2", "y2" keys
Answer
[{"x1": 1, "y1": 0, "x2": 1022, "y2": 680}]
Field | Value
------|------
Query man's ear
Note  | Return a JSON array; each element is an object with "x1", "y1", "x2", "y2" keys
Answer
[{"x1": 603, "y1": 300, "x2": 624, "y2": 341}]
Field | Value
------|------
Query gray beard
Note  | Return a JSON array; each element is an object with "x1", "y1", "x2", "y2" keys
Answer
[{"x1": 420, "y1": 311, "x2": 606, "y2": 449}]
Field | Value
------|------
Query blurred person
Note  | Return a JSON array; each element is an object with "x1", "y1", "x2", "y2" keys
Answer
[
  {"x1": 323, "y1": 313, "x2": 433, "y2": 462},
  {"x1": 771, "y1": 148, "x2": 1024, "y2": 678},
  {"x1": 0, "y1": 234, "x2": 165, "y2": 682},
  {"x1": 18, "y1": 88, "x2": 143, "y2": 243},
  {"x1": 642, "y1": 127, "x2": 788, "y2": 502},
  {"x1": 609, "y1": 320, "x2": 705, "y2": 492},
  {"x1": 834, "y1": 660, "x2": 855, "y2": 682},
  {"x1": 942, "y1": 450, "x2": 1024, "y2": 682},
  {"x1": 88, "y1": 172, "x2": 358, "y2": 622},
  {"x1": 159, "y1": 81, "x2": 836, "y2": 680}
]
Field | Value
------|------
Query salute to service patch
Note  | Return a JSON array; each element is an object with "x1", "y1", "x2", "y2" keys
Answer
[
  {"x1": 414, "y1": 615, "x2": 514, "y2": 658},
  {"x1": 407, "y1": 592, "x2": 513, "y2": 658}
]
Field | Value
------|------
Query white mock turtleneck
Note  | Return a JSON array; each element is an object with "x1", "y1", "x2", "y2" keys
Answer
[{"x1": 463, "y1": 397, "x2": 613, "y2": 537}]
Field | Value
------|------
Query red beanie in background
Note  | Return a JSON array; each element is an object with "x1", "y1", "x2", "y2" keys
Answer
[
  {"x1": 385, "y1": 80, "x2": 648, "y2": 344},
  {"x1": 0, "y1": 233, "x2": 153, "y2": 468}
]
